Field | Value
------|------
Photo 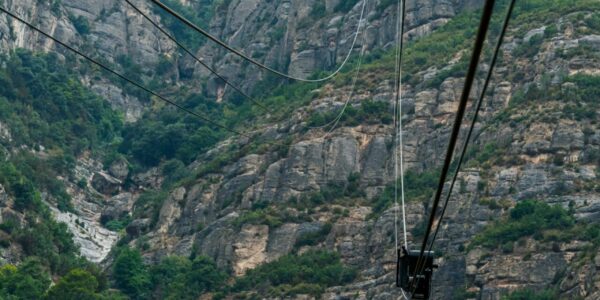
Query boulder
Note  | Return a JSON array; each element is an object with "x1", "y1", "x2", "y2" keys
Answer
[
  {"x1": 579, "y1": 35, "x2": 600, "y2": 50},
  {"x1": 524, "y1": 26, "x2": 546, "y2": 42},
  {"x1": 0, "y1": 184, "x2": 7, "y2": 207},
  {"x1": 109, "y1": 158, "x2": 129, "y2": 181},
  {"x1": 100, "y1": 193, "x2": 133, "y2": 224},
  {"x1": 551, "y1": 121, "x2": 584, "y2": 151},
  {"x1": 126, "y1": 218, "x2": 152, "y2": 237},
  {"x1": 91, "y1": 172, "x2": 121, "y2": 195},
  {"x1": 288, "y1": 50, "x2": 318, "y2": 79}
]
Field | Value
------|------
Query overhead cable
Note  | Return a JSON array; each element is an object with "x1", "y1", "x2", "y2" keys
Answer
[
  {"x1": 0, "y1": 6, "x2": 249, "y2": 138},
  {"x1": 124, "y1": 0, "x2": 272, "y2": 113},
  {"x1": 392, "y1": 0, "x2": 409, "y2": 255},
  {"x1": 410, "y1": 0, "x2": 497, "y2": 295},
  {"x1": 426, "y1": 0, "x2": 517, "y2": 263},
  {"x1": 149, "y1": 0, "x2": 367, "y2": 82},
  {"x1": 320, "y1": 14, "x2": 370, "y2": 136}
]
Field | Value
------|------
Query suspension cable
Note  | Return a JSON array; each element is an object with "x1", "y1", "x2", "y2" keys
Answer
[
  {"x1": 304, "y1": 16, "x2": 369, "y2": 132},
  {"x1": 410, "y1": 0, "x2": 497, "y2": 295},
  {"x1": 124, "y1": 0, "x2": 272, "y2": 114},
  {"x1": 393, "y1": 0, "x2": 409, "y2": 298},
  {"x1": 149, "y1": 0, "x2": 367, "y2": 83},
  {"x1": 0, "y1": 6, "x2": 256, "y2": 139},
  {"x1": 321, "y1": 16, "x2": 369, "y2": 136},
  {"x1": 393, "y1": 0, "x2": 409, "y2": 253},
  {"x1": 426, "y1": 0, "x2": 516, "y2": 264}
]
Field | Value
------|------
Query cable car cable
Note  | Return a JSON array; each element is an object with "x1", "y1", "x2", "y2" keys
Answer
[
  {"x1": 0, "y1": 6, "x2": 268, "y2": 142},
  {"x1": 425, "y1": 0, "x2": 516, "y2": 263},
  {"x1": 392, "y1": 1, "x2": 410, "y2": 298},
  {"x1": 409, "y1": 0, "x2": 496, "y2": 296},
  {"x1": 321, "y1": 19, "x2": 369, "y2": 136},
  {"x1": 392, "y1": 0, "x2": 409, "y2": 253},
  {"x1": 304, "y1": 13, "x2": 369, "y2": 132},
  {"x1": 124, "y1": 0, "x2": 273, "y2": 114},
  {"x1": 149, "y1": 0, "x2": 367, "y2": 83}
]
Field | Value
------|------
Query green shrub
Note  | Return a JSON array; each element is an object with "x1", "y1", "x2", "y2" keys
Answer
[
  {"x1": 309, "y1": 1, "x2": 326, "y2": 19},
  {"x1": 501, "y1": 288, "x2": 557, "y2": 300},
  {"x1": 307, "y1": 100, "x2": 392, "y2": 129},
  {"x1": 233, "y1": 250, "x2": 356, "y2": 295},
  {"x1": 132, "y1": 190, "x2": 169, "y2": 228},
  {"x1": 69, "y1": 15, "x2": 90, "y2": 35},
  {"x1": 472, "y1": 200, "x2": 576, "y2": 249},
  {"x1": 153, "y1": 0, "x2": 215, "y2": 51},
  {"x1": 104, "y1": 217, "x2": 131, "y2": 232},
  {"x1": 45, "y1": 268, "x2": 111, "y2": 300},
  {"x1": 334, "y1": 0, "x2": 360, "y2": 13},
  {"x1": 149, "y1": 255, "x2": 227, "y2": 299},
  {"x1": 155, "y1": 55, "x2": 173, "y2": 75},
  {"x1": 232, "y1": 208, "x2": 284, "y2": 228}
]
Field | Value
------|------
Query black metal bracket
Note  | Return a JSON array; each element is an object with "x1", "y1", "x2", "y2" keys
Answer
[{"x1": 396, "y1": 247, "x2": 437, "y2": 300}]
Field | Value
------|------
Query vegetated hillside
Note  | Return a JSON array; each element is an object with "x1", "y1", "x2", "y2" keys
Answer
[
  {"x1": 0, "y1": 0, "x2": 599, "y2": 299},
  {"x1": 0, "y1": 50, "x2": 126, "y2": 298}
]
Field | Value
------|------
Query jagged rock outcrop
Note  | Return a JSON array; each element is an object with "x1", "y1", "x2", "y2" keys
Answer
[
  {"x1": 91, "y1": 172, "x2": 122, "y2": 196},
  {"x1": 194, "y1": 0, "x2": 483, "y2": 95},
  {"x1": 0, "y1": 0, "x2": 164, "y2": 120}
]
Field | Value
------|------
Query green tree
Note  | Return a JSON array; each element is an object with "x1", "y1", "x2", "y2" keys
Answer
[
  {"x1": 45, "y1": 269, "x2": 100, "y2": 300},
  {"x1": 113, "y1": 248, "x2": 150, "y2": 299},
  {"x1": 149, "y1": 255, "x2": 227, "y2": 299},
  {"x1": 149, "y1": 256, "x2": 191, "y2": 299},
  {"x1": 0, "y1": 258, "x2": 51, "y2": 299}
]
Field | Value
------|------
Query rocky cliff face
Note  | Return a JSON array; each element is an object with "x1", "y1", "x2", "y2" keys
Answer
[
  {"x1": 127, "y1": 5, "x2": 599, "y2": 299},
  {"x1": 0, "y1": 0, "x2": 478, "y2": 115},
  {"x1": 1, "y1": 0, "x2": 599, "y2": 299},
  {"x1": 0, "y1": 0, "x2": 171, "y2": 121},
  {"x1": 195, "y1": 0, "x2": 481, "y2": 95},
  {"x1": 0, "y1": 0, "x2": 480, "y2": 264}
]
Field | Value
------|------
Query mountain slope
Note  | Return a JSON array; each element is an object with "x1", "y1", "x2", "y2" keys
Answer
[{"x1": 0, "y1": 0, "x2": 599, "y2": 299}]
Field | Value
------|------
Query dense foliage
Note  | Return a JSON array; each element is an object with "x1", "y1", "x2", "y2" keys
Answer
[
  {"x1": 472, "y1": 200, "x2": 574, "y2": 249},
  {"x1": 0, "y1": 259, "x2": 119, "y2": 300},
  {"x1": 119, "y1": 106, "x2": 223, "y2": 166},
  {"x1": 0, "y1": 50, "x2": 123, "y2": 298},
  {"x1": 113, "y1": 248, "x2": 151, "y2": 299},
  {"x1": 294, "y1": 223, "x2": 333, "y2": 248},
  {"x1": 0, "y1": 50, "x2": 122, "y2": 210},
  {"x1": 233, "y1": 250, "x2": 357, "y2": 296},
  {"x1": 152, "y1": 0, "x2": 216, "y2": 52},
  {"x1": 0, "y1": 258, "x2": 51, "y2": 299},
  {"x1": 46, "y1": 268, "x2": 125, "y2": 300},
  {"x1": 112, "y1": 248, "x2": 227, "y2": 300},
  {"x1": 501, "y1": 288, "x2": 557, "y2": 300},
  {"x1": 472, "y1": 200, "x2": 600, "y2": 252},
  {"x1": 0, "y1": 50, "x2": 122, "y2": 154}
]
